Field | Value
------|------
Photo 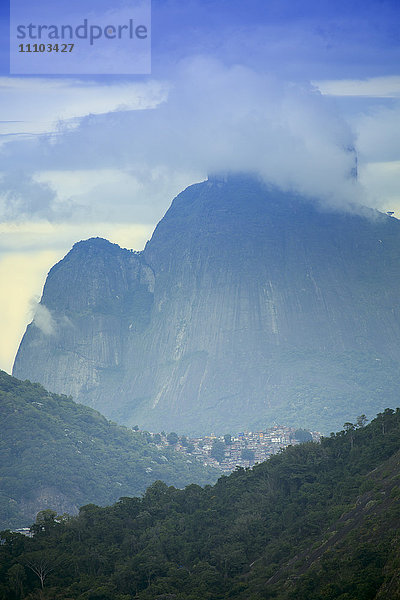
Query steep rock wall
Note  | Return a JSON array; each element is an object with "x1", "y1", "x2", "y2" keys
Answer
[{"x1": 13, "y1": 176, "x2": 400, "y2": 433}]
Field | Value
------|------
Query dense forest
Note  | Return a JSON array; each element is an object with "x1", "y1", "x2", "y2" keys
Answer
[
  {"x1": 2, "y1": 408, "x2": 400, "y2": 599},
  {"x1": 0, "y1": 370, "x2": 218, "y2": 529}
]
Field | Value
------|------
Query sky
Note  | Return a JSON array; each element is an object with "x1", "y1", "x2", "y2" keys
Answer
[{"x1": 0, "y1": 0, "x2": 400, "y2": 373}]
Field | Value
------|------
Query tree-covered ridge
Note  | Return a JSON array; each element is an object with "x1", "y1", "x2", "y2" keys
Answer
[
  {"x1": 2, "y1": 408, "x2": 400, "y2": 599},
  {"x1": 0, "y1": 370, "x2": 218, "y2": 529}
]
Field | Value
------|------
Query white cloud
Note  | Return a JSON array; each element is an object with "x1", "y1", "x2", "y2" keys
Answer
[
  {"x1": 314, "y1": 76, "x2": 400, "y2": 98},
  {"x1": 0, "y1": 250, "x2": 59, "y2": 373},
  {"x1": 0, "y1": 58, "x2": 361, "y2": 221},
  {"x1": 0, "y1": 77, "x2": 167, "y2": 138},
  {"x1": 355, "y1": 104, "x2": 400, "y2": 163},
  {"x1": 0, "y1": 172, "x2": 57, "y2": 220},
  {"x1": 32, "y1": 167, "x2": 201, "y2": 223},
  {"x1": 32, "y1": 302, "x2": 55, "y2": 336},
  {"x1": 344, "y1": 102, "x2": 400, "y2": 211},
  {"x1": 358, "y1": 161, "x2": 400, "y2": 213}
]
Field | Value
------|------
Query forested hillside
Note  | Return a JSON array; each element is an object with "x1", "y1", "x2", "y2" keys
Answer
[
  {"x1": 0, "y1": 371, "x2": 218, "y2": 529},
  {"x1": 2, "y1": 408, "x2": 400, "y2": 599}
]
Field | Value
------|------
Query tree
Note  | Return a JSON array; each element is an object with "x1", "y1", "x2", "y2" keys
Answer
[
  {"x1": 356, "y1": 414, "x2": 368, "y2": 428},
  {"x1": 25, "y1": 555, "x2": 55, "y2": 589},
  {"x1": 241, "y1": 448, "x2": 255, "y2": 462},
  {"x1": 343, "y1": 422, "x2": 355, "y2": 449},
  {"x1": 224, "y1": 434, "x2": 232, "y2": 445},
  {"x1": 7, "y1": 564, "x2": 26, "y2": 599},
  {"x1": 31, "y1": 509, "x2": 58, "y2": 535},
  {"x1": 167, "y1": 432, "x2": 179, "y2": 445},
  {"x1": 210, "y1": 440, "x2": 226, "y2": 463},
  {"x1": 181, "y1": 435, "x2": 189, "y2": 447},
  {"x1": 294, "y1": 429, "x2": 313, "y2": 443},
  {"x1": 142, "y1": 431, "x2": 152, "y2": 443},
  {"x1": 343, "y1": 422, "x2": 355, "y2": 432},
  {"x1": 378, "y1": 408, "x2": 395, "y2": 435}
]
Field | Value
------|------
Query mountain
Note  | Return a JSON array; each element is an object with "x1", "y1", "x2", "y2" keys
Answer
[
  {"x1": 0, "y1": 370, "x2": 218, "y2": 529},
  {"x1": 2, "y1": 408, "x2": 400, "y2": 599},
  {"x1": 13, "y1": 174, "x2": 400, "y2": 434}
]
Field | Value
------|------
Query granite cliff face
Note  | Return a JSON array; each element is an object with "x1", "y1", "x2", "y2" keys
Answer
[
  {"x1": 14, "y1": 238, "x2": 155, "y2": 409},
  {"x1": 13, "y1": 176, "x2": 400, "y2": 433}
]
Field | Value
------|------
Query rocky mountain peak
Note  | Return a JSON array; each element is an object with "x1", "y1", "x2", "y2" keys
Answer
[{"x1": 13, "y1": 177, "x2": 400, "y2": 434}]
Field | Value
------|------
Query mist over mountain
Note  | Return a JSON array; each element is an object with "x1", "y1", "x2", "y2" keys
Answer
[{"x1": 13, "y1": 174, "x2": 400, "y2": 434}]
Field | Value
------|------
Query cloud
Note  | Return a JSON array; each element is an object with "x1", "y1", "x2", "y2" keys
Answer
[
  {"x1": 32, "y1": 167, "x2": 201, "y2": 224},
  {"x1": 355, "y1": 104, "x2": 400, "y2": 163},
  {"x1": 345, "y1": 102, "x2": 400, "y2": 211},
  {"x1": 314, "y1": 76, "x2": 400, "y2": 98},
  {"x1": 31, "y1": 302, "x2": 56, "y2": 336},
  {"x1": 358, "y1": 161, "x2": 400, "y2": 212},
  {"x1": 0, "y1": 250, "x2": 59, "y2": 373},
  {"x1": 0, "y1": 171, "x2": 57, "y2": 220},
  {"x1": 0, "y1": 77, "x2": 167, "y2": 138},
  {"x1": 0, "y1": 57, "x2": 361, "y2": 220}
]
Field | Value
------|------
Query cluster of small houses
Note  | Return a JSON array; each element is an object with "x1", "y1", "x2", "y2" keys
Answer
[{"x1": 153, "y1": 426, "x2": 321, "y2": 473}]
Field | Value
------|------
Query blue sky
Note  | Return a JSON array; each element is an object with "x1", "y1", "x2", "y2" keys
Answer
[
  {"x1": 2, "y1": 0, "x2": 400, "y2": 77},
  {"x1": 149, "y1": 0, "x2": 400, "y2": 79},
  {"x1": 0, "y1": 0, "x2": 399, "y2": 371}
]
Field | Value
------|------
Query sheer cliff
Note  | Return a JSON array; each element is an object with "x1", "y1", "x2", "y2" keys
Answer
[{"x1": 13, "y1": 175, "x2": 400, "y2": 433}]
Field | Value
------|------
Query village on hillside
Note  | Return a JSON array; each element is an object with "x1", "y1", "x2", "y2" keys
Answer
[{"x1": 145, "y1": 426, "x2": 322, "y2": 473}]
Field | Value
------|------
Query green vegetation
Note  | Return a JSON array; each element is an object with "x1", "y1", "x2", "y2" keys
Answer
[
  {"x1": 240, "y1": 448, "x2": 255, "y2": 461},
  {"x1": 210, "y1": 440, "x2": 226, "y2": 463},
  {"x1": 0, "y1": 371, "x2": 218, "y2": 530},
  {"x1": 294, "y1": 428, "x2": 313, "y2": 442},
  {"x1": 167, "y1": 432, "x2": 179, "y2": 445},
  {"x1": 2, "y1": 408, "x2": 400, "y2": 598}
]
